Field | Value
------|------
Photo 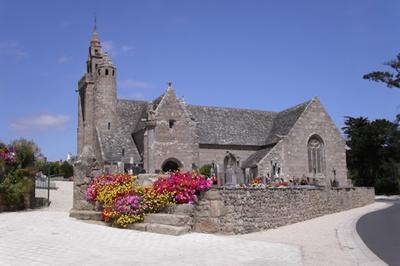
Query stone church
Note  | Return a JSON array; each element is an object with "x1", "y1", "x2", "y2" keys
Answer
[{"x1": 77, "y1": 28, "x2": 348, "y2": 186}]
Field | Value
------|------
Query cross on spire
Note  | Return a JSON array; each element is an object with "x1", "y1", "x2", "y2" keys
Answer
[
  {"x1": 90, "y1": 15, "x2": 100, "y2": 47},
  {"x1": 93, "y1": 14, "x2": 97, "y2": 32}
]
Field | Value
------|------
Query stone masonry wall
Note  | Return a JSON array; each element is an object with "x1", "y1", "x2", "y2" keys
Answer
[
  {"x1": 193, "y1": 187, "x2": 375, "y2": 234},
  {"x1": 150, "y1": 89, "x2": 199, "y2": 172},
  {"x1": 282, "y1": 98, "x2": 347, "y2": 185}
]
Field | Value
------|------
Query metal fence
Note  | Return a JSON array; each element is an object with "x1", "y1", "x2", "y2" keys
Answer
[{"x1": 34, "y1": 175, "x2": 59, "y2": 207}]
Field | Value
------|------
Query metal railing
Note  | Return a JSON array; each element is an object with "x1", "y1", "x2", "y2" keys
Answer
[{"x1": 34, "y1": 174, "x2": 59, "y2": 207}]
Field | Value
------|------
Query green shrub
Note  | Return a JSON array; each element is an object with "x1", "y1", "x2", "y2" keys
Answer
[
  {"x1": 0, "y1": 175, "x2": 33, "y2": 210},
  {"x1": 199, "y1": 164, "x2": 212, "y2": 178}
]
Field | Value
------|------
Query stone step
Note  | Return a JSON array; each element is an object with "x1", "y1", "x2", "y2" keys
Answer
[
  {"x1": 144, "y1": 213, "x2": 192, "y2": 226},
  {"x1": 127, "y1": 222, "x2": 149, "y2": 232},
  {"x1": 69, "y1": 209, "x2": 102, "y2": 221},
  {"x1": 161, "y1": 204, "x2": 195, "y2": 215},
  {"x1": 128, "y1": 222, "x2": 191, "y2": 236},
  {"x1": 147, "y1": 224, "x2": 191, "y2": 236}
]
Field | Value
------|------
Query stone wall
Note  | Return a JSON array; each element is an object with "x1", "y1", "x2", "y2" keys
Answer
[
  {"x1": 148, "y1": 88, "x2": 199, "y2": 172},
  {"x1": 193, "y1": 187, "x2": 374, "y2": 234}
]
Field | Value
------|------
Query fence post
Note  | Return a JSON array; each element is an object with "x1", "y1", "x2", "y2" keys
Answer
[{"x1": 47, "y1": 173, "x2": 50, "y2": 206}]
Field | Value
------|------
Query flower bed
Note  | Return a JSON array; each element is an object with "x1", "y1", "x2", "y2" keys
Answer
[
  {"x1": 86, "y1": 172, "x2": 212, "y2": 227},
  {"x1": 247, "y1": 176, "x2": 320, "y2": 189}
]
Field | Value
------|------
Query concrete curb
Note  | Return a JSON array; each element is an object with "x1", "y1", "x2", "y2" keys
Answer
[{"x1": 336, "y1": 202, "x2": 392, "y2": 266}]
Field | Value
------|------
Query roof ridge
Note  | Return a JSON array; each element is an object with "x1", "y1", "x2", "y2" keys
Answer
[
  {"x1": 188, "y1": 104, "x2": 277, "y2": 114},
  {"x1": 277, "y1": 99, "x2": 312, "y2": 114},
  {"x1": 118, "y1": 99, "x2": 148, "y2": 104}
]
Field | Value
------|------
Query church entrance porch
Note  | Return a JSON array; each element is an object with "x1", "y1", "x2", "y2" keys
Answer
[{"x1": 161, "y1": 158, "x2": 183, "y2": 172}]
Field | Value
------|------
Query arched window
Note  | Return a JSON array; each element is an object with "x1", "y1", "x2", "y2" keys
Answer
[
  {"x1": 105, "y1": 69, "x2": 109, "y2": 75},
  {"x1": 122, "y1": 148, "x2": 125, "y2": 157},
  {"x1": 307, "y1": 135, "x2": 325, "y2": 175}
]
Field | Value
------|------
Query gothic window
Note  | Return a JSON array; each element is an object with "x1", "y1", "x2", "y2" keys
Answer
[
  {"x1": 112, "y1": 70, "x2": 115, "y2": 76},
  {"x1": 108, "y1": 122, "x2": 110, "y2": 130},
  {"x1": 122, "y1": 148, "x2": 125, "y2": 157},
  {"x1": 307, "y1": 135, "x2": 325, "y2": 174},
  {"x1": 105, "y1": 69, "x2": 109, "y2": 75},
  {"x1": 169, "y1": 119, "x2": 176, "y2": 128},
  {"x1": 98, "y1": 69, "x2": 101, "y2": 75}
]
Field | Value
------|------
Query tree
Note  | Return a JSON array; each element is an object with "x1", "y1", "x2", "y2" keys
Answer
[
  {"x1": 343, "y1": 117, "x2": 400, "y2": 194},
  {"x1": 0, "y1": 139, "x2": 41, "y2": 210},
  {"x1": 12, "y1": 139, "x2": 40, "y2": 169},
  {"x1": 363, "y1": 53, "x2": 400, "y2": 88},
  {"x1": 59, "y1": 161, "x2": 73, "y2": 178}
]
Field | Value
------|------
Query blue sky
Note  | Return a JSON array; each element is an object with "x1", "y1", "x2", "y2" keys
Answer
[{"x1": 0, "y1": 0, "x2": 399, "y2": 161}]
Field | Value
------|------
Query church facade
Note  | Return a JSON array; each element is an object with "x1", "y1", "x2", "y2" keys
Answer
[{"x1": 77, "y1": 29, "x2": 348, "y2": 186}]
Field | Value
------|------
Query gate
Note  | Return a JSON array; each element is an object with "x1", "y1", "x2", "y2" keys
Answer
[{"x1": 34, "y1": 174, "x2": 53, "y2": 207}]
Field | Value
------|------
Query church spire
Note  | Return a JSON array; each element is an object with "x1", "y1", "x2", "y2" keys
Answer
[{"x1": 90, "y1": 16, "x2": 101, "y2": 48}]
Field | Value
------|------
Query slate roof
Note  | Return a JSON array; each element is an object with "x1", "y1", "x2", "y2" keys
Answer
[
  {"x1": 187, "y1": 100, "x2": 310, "y2": 146},
  {"x1": 241, "y1": 146, "x2": 275, "y2": 168},
  {"x1": 188, "y1": 105, "x2": 276, "y2": 146},
  {"x1": 265, "y1": 101, "x2": 311, "y2": 145},
  {"x1": 98, "y1": 99, "x2": 147, "y2": 163}
]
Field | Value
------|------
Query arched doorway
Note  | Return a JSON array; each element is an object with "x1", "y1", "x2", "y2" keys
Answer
[{"x1": 161, "y1": 158, "x2": 182, "y2": 172}]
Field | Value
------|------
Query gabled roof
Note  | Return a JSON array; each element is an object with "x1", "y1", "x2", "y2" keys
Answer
[
  {"x1": 265, "y1": 100, "x2": 311, "y2": 145},
  {"x1": 241, "y1": 146, "x2": 275, "y2": 169},
  {"x1": 188, "y1": 105, "x2": 276, "y2": 146}
]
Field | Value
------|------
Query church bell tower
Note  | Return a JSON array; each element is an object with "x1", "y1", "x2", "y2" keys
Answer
[{"x1": 77, "y1": 21, "x2": 117, "y2": 162}]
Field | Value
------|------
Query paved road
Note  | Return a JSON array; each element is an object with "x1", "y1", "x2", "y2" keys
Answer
[{"x1": 357, "y1": 197, "x2": 400, "y2": 266}]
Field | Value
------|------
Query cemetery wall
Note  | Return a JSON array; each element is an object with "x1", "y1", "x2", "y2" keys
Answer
[{"x1": 193, "y1": 187, "x2": 375, "y2": 234}]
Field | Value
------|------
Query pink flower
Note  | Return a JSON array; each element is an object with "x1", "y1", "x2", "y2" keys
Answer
[{"x1": 152, "y1": 171, "x2": 212, "y2": 204}]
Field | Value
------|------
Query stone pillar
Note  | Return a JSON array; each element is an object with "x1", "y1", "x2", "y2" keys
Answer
[
  {"x1": 70, "y1": 145, "x2": 103, "y2": 220},
  {"x1": 145, "y1": 120, "x2": 156, "y2": 174}
]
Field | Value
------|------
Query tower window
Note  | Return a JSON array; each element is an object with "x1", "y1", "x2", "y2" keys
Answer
[
  {"x1": 122, "y1": 148, "x2": 125, "y2": 157},
  {"x1": 105, "y1": 69, "x2": 109, "y2": 75},
  {"x1": 108, "y1": 122, "x2": 110, "y2": 130},
  {"x1": 112, "y1": 70, "x2": 115, "y2": 76},
  {"x1": 95, "y1": 49, "x2": 99, "y2": 53},
  {"x1": 98, "y1": 69, "x2": 101, "y2": 75},
  {"x1": 169, "y1": 119, "x2": 176, "y2": 128},
  {"x1": 95, "y1": 64, "x2": 98, "y2": 68}
]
